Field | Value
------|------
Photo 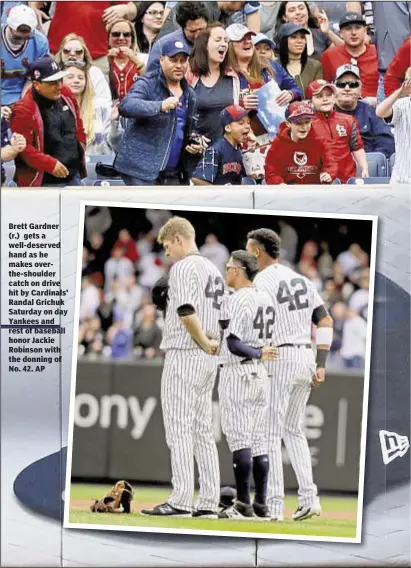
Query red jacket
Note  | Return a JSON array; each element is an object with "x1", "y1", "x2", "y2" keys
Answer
[
  {"x1": 10, "y1": 86, "x2": 87, "y2": 187},
  {"x1": 265, "y1": 123, "x2": 337, "y2": 185},
  {"x1": 384, "y1": 37, "x2": 411, "y2": 97},
  {"x1": 321, "y1": 44, "x2": 378, "y2": 98},
  {"x1": 310, "y1": 110, "x2": 363, "y2": 183}
]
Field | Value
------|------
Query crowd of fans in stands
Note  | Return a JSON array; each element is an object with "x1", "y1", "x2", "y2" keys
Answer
[
  {"x1": 79, "y1": 207, "x2": 371, "y2": 370},
  {"x1": 1, "y1": 1, "x2": 410, "y2": 187}
]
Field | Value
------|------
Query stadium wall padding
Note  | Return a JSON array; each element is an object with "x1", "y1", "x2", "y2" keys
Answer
[{"x1": 72, "y1": 360, "x2": 364, "y2": 492}]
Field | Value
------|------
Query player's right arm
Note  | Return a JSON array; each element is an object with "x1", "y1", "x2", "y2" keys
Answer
[
  {"x1": 171, "y1": 262, "x2": 217, "y2": 354},
  {"x1": 311, "y1": 297, "x2": 334, "y2": 388}
]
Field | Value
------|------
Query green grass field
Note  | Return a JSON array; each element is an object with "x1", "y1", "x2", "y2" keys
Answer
[{"x1": 68, "y1": 484, "x2": 359, "y2": 539}]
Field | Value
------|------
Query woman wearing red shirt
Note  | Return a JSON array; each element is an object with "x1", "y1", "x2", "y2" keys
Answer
[{"x1": 107, "y1": 19, "x2": 145, "y2": 102}]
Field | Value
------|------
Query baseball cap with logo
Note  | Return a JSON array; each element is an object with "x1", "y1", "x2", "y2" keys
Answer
[
  {"x1": 285, "y1": 101, "x2": 315, "y2": 123},
  {"x1": 7, "y1": 4, "x2": 38, "y2": 32},
  {"x1": 339, "y1": 11, "x2": 366, "y2": 28},
  {"x1": 161, "y1": 38, "x2": 191, "y2": 57},
  {"x1": 28, "y1": 57, "x2": 69, "y2": 83},
  {"x1": 277, "y1": 22, "x2": 310, "y2": 41},
  {"x1": 335, "y1": 64, "x2": 361, "y2": 81},
  {"x1": 306, "y1": 79, "x2": 337, "y2": 99},
  {"x1": 221, "y1": 105, "x2": 250, "y2": 126},
  {"x1": 226, "y1": 23, "x2": 256, "y2": 42}
]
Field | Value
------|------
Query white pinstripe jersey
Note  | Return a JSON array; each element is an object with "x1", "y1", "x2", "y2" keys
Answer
[
  {"x1": 160, "y1": 253, "x2": 227, "y2": 350},
  {"x1": 387, "y1": 97, "x2": 411, "y2": 184},
  {"x1": 254, "y1": 263, "x2": 324, "y2": 345},
  {"x1": 219, "y1": 287, "x2": 273, "y2": 368}
]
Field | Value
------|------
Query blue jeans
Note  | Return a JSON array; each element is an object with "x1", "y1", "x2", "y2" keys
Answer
[
  {"x1": 121, "y1": 170, "x2": 182, "y2": 186},
  {"x1": 42, "y1": 172, "x2": 84, "y2": 187},
  {"x1": 377, "y1": 72, "x2": 386, "y2": 105}
]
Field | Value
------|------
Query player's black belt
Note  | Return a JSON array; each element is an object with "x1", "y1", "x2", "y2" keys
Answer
[{"x1": 277, "y1": 343, "x2": 312, "y2": 349}]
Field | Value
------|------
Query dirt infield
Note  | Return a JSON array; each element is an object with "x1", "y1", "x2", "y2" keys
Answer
[{"x1": 70, "y1": 499, "x2": 356, "y2": 521}]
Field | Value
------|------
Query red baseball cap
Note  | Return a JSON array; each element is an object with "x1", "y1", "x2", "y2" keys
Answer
[
  {"x1": 285, "y1": 101, "x2": 315, "y2": 123},
  {"x1": 306, "y1": 79, "x2": 337, "y2": 100},
  {"x1": 221, "y1": 105, "x2": 250, "y2": 126}
]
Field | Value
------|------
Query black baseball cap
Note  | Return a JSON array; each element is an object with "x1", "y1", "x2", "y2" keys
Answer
[
  {"x1": 28, "y1": 57, "x2": 68, "y2": 83},
  {"x1": 339, "y1": 11, "x2": 366, "y2": 29}
]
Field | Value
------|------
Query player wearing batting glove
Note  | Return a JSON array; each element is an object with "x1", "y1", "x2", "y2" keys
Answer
[{"x1": 265, "y1": 101, "x2": 337, "y2": 185}]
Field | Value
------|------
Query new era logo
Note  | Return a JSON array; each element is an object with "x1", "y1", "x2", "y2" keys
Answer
[{"x1": 379, "y1": 430, "x2": 410, "y2": 465}]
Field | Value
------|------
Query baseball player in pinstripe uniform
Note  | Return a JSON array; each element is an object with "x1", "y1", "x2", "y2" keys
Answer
[
  {"x1": 142, "y1": 217, "x2": 224, "y2": 519},
  {"x1": 246, "y1": 229, "x2": 334, "y2": 522},
  {"x1": 218, "y1": 251, "x2": 278, "y2": 520}
]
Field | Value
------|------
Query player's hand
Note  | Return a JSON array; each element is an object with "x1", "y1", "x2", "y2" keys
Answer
[
  {"x1": 10, "y1": 133, "x2": 26, "y2": 153},
  {"x1": 206, "y1": 339, "x2": 220, "y2": 356},
  {"x1": 276, "y1": 90, "x2": 293, "y2": 106},
  {"x1": 161, "y1": 97, "x2": 179, "y2": 113},
  {"x1": 320, "y1": 172, "x2": 332, "y2": 184},
  {"x1": 361, "y1": 168, "x2": 369, "y2": 179},
  {"x1": 261, "y1": 346, "x2": 279, "y2": 361},
  {"x1": 1, "y1": 106, "x2": 12, "y2": 120},
  {"x1": 242, "y1": 94, "x2": 259, "y2": 110},
  {"x1": 312, "y1": 367, "x2": 325, "y2": 389},
  {"x1": 400, "y1": 77, "x2": 411, "y2": 97},
  {"x1": 52, "y1": 161, "x2": 69, "y2": 179}
]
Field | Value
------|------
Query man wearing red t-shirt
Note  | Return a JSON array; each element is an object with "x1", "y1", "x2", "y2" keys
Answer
[
  {"x1": 47, "y1": 1, "x2": 136, "y2": 76},
  {"x1": 384, "y1": 36, "x2": 411, "y2": 97},
  {"x1": 321, "y1": 12, "x2": 378, "y2": 105},
  {"x1": 307, "y1": 80, "x2": 369, "y2": 183}
]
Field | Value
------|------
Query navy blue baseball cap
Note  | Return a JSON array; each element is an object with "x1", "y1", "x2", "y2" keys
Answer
[
  {"x1": 161, "y1": 38, "x2": 191, "y2": 57},
  {"x1": 278, "y1": 22, "x2": 310, "y2": 40},
  {"x1": 221, "y1": 105, "x2": 250, "y2": 126},
  {"x1": 28, "y1": 57, "x2": 68, "y2": 83}
]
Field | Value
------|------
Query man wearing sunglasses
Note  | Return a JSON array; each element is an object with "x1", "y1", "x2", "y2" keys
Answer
[
  {"x1": 334, "y1": 64, "x2": 395, "y2": 159},
  {"x1": 321, "y1": 11, "x2": 378, "y2": 105},
  {"x1": 1, "y1": 4, "x2": 49, "y2": 107}
]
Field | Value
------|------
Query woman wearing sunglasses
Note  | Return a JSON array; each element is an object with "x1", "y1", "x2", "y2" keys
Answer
[
  {"x1": 107, "y1": 19, "x2": 145, "y2": 102},
  {"x1": 277, "y1": 22, "x2": 323, "y2": 97},
  {"x1": 55, "y1": 34, "x2": 112, "y2": 107},
  {"x1": 134, "y1": 1, "x2": 166, "y2": 55}
]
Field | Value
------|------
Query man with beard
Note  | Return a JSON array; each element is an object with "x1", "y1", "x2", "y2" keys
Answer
[
  {"x1": 115, "y1": 37, "x2": 201, "y2": 185},
  {"x1": 334, "y1": 64, "x2": 395, "y2": 159},
  {"x1": 1, "y1": 4, "x2": 49, "y2": 106},
  {"x1": 307, "y1": 79, "x2": 369, "y2": 183}
]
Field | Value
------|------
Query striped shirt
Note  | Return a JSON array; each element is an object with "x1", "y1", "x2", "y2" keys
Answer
[
  {"x1": 160, "y1": 253, "x2": 227, "y2": 350},
  {"x1": 219, "y1": 287, "x2": 273, "y2": 369},
  {"x1": 254, "y1": 263, "x2": 324, "y2": 346},
  {"x1": 385, "y1": 96, "x2": 411, "y2": 185}
]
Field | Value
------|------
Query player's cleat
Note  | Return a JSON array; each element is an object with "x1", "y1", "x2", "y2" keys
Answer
[
  {"x1": 218, "y1": 501, "x2": 255, "y2": 519},
  {"x1": 270, "y1": 514, "x2": 284, "y2": 522},
  {"x1": 141, "y1": 502, "x2": 191, "y2": 517},
  {"x1": 252, "y1": 502, "x2": 270, "y2": 518},
  {"x1": 192, "y1": 509, "x2": 219, "y2": 519},
  {"x1": 292, "y1": 504, "x2": 321, "y2": 521}
]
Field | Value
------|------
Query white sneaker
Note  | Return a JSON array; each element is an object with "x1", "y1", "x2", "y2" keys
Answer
[
  {"x1": 270, "y1": 514, "x2": 284, "y2": 522},
  {"x1": 292, "y1": 504, "x2": 321, "y2": 521}
]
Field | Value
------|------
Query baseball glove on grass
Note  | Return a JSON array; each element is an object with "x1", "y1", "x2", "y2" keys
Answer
[{"x1": 90, "y1": 480, "x2": 133, "y2": 513}]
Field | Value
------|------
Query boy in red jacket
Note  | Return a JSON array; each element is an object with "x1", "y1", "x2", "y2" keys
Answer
[
  {"x1": 307, "y1": 80, "x2": 369, "y2": 183},
  {"x1": 265, "y1": 101, "x2": 337, "y2": 185}
]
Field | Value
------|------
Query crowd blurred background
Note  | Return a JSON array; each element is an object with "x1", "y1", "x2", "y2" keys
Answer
[
  {"x1": 1, "y1": 1, "x2": 410, "y2": 187},
  {"x1": 79, "y1": 206, "x2": 372, "y2": 370}
]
